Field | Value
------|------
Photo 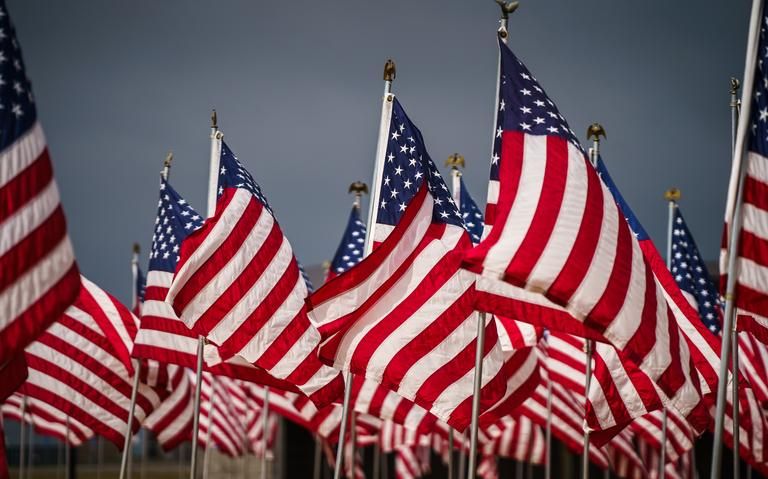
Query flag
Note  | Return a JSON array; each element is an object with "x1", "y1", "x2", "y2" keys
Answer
[
  {"x1": 721, "y1": 0, "x2": 768, "y2": 343},
  {"x1": 2, "y1": 393, "x2": 92, "y2": 446},
  {"x1": 132, "y1": 264, "x2": 146, "y2": 316},
  {"x1": 22, "y1": 276, "x2": 164, "y2": 446},
  {"x1": 131, "y1": 176, "x2": 304, "y2": 392},
  {"x1": 480, "y1": 415, "x2": 545, "y2": 464},
  {"x1": 142, "y1": 364, "x2": 194, "y2": 451},
  {"x1": 462, "y1": 38, "x2": 709, "y2": 424},
  {"x1": 327, "y1": 202, "x2": 367, "y2": 281},
  {"x1": 309, "y1": 97, "x2": 537, "y2": 430},
  {"x1": 166, "y1": 142, "x2": 342, "y2": 405},
  {"x1": 0, "y1": 0, "x2": 79, "y2": 366}
]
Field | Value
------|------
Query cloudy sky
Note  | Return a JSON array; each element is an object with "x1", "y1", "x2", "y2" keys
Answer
[{"x1": 11, "y1": 0, "x2": 750, "y2": 303}]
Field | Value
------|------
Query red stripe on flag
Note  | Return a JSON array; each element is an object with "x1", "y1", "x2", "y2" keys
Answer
[{"x1": 0, "y1": 150, "x2": 52, "y2": 222}]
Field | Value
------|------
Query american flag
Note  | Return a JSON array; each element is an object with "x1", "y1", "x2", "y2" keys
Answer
[
  {"x1": 166, "y1": 141, "x2": 342, "y2": 405},
  {"x1": 456, "y1": 177, "x2": 484, "y2": 244},
  {"x1": 309, "y1": 97, "x2": 536, "y2": 430},
  {"x1": 142, "y1": 364, "x2": 194, "y2": 451},
  {"x1": 131, "y1": 177, "x2": 300, "y2": 391},
  {"x1": 22, "y1": 276, "x2": 164, "y2": 447},
  {"x1": 132, "y1": 264, "x2": 146, "y2": 316},
  {"x1": 670, "y1": 206, "x2": 722, "y2": 333},
  {"x1": 327, "y1": 203, "x2": 367, "y2": 280},
  {"x1": 463, "y1": 38, "x2": 710, "y2": 427},
  {"x1": 721, "y1": 4, "x2": 768, "y2": 344},
  {"x1": 0, "y1": 0, "x2": 80, "y2": 366},
  {"x1": 2, "y1": 393, "x2": 93, "y2": 446}
]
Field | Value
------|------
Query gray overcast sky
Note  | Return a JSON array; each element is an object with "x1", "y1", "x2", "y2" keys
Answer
[{"x1": 10, "y1": 0, "x2": 751, "y2": 304}]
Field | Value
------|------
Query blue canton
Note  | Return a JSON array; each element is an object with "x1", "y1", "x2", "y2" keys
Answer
[
  {"x1": 595, "y1": 156, "x2": 650, "y2": 240},
  {"x1": 218, "y1": 140, "x2": 313, "y2": 292},
  {"x1": 149, "y1": 177, "x2": 204, "y2": 273},
  {"x1": 330, "y1": 205, "x2": 367, "y2": 275},
  {"x1": 458, "y1": 178, "x2": 484, "y2": 244},
  {"x1": 670, "y1": 207, "x2": 722, "y2": 334},
  {"x1": 377, "y1": 98, "x2": 463, "y2": 228},
  {"x1": 218, "y1": 141, "x2": 273, "y2": 215},
  {"x1": 749, "y1": 12, "x2": 768, "y2": 156},
  {"x1": 492, "y1": 39, "x2": 581, "y2": 182},
  {"x1": 0, "y1": 3, "x2": 36, "y2": 150}
]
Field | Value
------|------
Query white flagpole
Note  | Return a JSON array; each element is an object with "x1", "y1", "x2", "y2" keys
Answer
[
  {"x1": 191, "y1": 111, "x2": 222, "y2": 479},
  {"x1": 581, "y1": 124, "x2": 604, "y2": 479},
  {"x1": 260, "y1": 387, "x2": 270, "y2": 479},
  {"x1": 313, "y1": 437, "x2": 323, "y2": 479},
  {"x1": 545, "y1": 371, "x2": 552, "y2": 479},
  {"x1": 661, "y1": 188, "x2": 681, "y2": 479},
  {"x1": 729, "y1": 77, "x2": 742, "y2": 479},
  {"x1": 446, "y1": 153, "x2": 464, "y2": 479},
  {"x1": 18, "y1": 395, "x2": 26, "y2": 479},
  {"x1": 333, "y1": 59, "x2": 395, "y2": 479},
  {"x1": 712, "y1": 0, "x2": 763, "y2": 472},
  {"x1": 119, "y1": 244, "x2": 142, "y2": 479},
  {"x1": 466, "y1": 5, "x2": 519, "y2": 478},
  {"x1": 65, "y1": 416, "x2": 71, "y2": 479}
]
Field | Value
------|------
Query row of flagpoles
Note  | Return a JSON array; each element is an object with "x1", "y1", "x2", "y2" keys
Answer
[{"x1": 5, "y1": 0, "x2": 768, "y2": 478}]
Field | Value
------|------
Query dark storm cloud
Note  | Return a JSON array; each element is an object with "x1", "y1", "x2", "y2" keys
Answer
[{"x1": 10, "y1": 0, "x2": 750, "y2": 303}]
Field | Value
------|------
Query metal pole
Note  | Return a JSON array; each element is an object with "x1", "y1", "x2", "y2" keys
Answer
[
  {"x1": 457, "y1": 430, "x2": 466, "y2": 479},
  {"x1": 581, "y1": 126, "x2": 604, "y2": 479},
  {"x1": 261, "y1": 387, "x2": 270, "y2": 479},
  {"x1": 313, "y1": 438, "x2": 322, "y2": 479},
  {"x1": 581, "y1": 339, "x2": 593, "y2": 479},
  {"x1": 659, "y1": 408, "x2": 667, "y2": 479},
  {"x1": 712, "y1": 1, "x2": 764, "y2": 476},
  {"x1": 119, "y1": 365, "x2": 141, "y2": 479},
  {"x1": 447, "y1": 429, "x2": 454, "y2": 479},
  {"x1": 27, "y1": 425, "x2": 34, "y2": 479},
  {"x1": 333, "y1": 60, "x2": 395, "y2": 479},
  {"x1": 333, "y1": 373, "x2": 353, "y2": 479},
  {"x1": 191, "y1": 111, "x2": 222, "y2": 479},
  {"x1": 65, "y1": 416, "x2": 71, "y2": 479},
  {"x1": 18, "y1": 396, "x2": 26, "y2": 479},
  {"x1": 730, "y1": 77, "x2": 742, "y2": 479},
  {"x1": 372, "y1": 443, "x2": 381, "y2": 479},
  {"x1": 545, "y1": 375, "x2": 552, "y2": 479},
  {"x1": 466, "y1": 313, "x2": 487, "y2": 479}
]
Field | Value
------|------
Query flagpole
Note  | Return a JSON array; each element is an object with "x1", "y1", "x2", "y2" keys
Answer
[
  {"x1": 260, "y1": 387, "x2": 270, "y2": 479},
  {"x1": 729, "y1": 77, "x2": 742, "y2": 479},
  {"x1": 119, "y1": 243, "x2": 143, "y2": 479},
  {"x1": 333, "y1": 59, "x2": 395, "y2": 479},
  {"x1": 313, "y1": 437, "x2": 323, "y2": 479},
  {"x1": 545, "y1": 371, "x2": 552, "y2": 479},
  {"x1": 457, "y1": 430, "x2": 466, "y2": 479},
  {"x1": 581, "y1": 124, "x2": 604, "y2": 479},
  {"x1": 65, "y1": 416, "x2": 71, "y2": 479},
  {"x1": 466, "y1": 5, "x2": 520, "y2": 478},
  {"x1": 662, "y1": 188, "x2": 681, "y2": 479},
  {"x1": 18, "y1": 396, "x2": 26, "y2": 479},
  {"x1": 191, "y1": 111, "x2": 222, "y2": 479},
  {"x1": 446, "y1": 153, "x2": 464, "y2": 479},
  {"x1": 712, "y1": 0, "x2": 763, "y2": 473}
]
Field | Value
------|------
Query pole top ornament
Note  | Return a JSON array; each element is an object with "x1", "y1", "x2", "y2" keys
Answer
[
  {"x1": 495, "y1": 0, "x2": 520, "y2": 19},
  {"x1": 383, "y1": 60, "x2": 396, "y2": 82},
  {"x1": 664, "y1": 187, "x2": 681, "y2": 202},
  {"x1": 730, "y1": 77, "x2": 741, "y2": 95},
  {"x1": 164, "y1": 151, "x2": 173, "y2": 168},
  {"x1": 349, "y1": 181, "x2": 369, "y2": 195},
  {"x1": 132, "y1": 243, "x2": 141, "y2": 254},
  {"x1": 445, "y1": 153, "x2": 465, "y2": 170},
  {"x1": 211, "y1": 109, "x2": 218, "y2": 129},
  {"x1": 587, "y1": 123, "x2": 606, "y2": 142}
]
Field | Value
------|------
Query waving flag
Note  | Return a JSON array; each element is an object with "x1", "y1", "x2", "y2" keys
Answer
[
  {"x1": 309, "y1": 97, "x2": 537, "y2": 429},
  {"x1": 166, "y1": 142, "x2": 342, "y2": 405},
  {"x1": 463, "y1": 38, "x2": 709, "y2": 426},
  {"x1": 327, "y1": 202, "x2": 367, "y2": 281},
  {"x1": 2, "y1": 393, "x2": 93, "y2": 446},
  {"x1": 721, "y1": 1, "x2": 768, "y2": 343},
  {"x1": 131, "y1": 176, "x2": 304, "y2": 391},
  {"x1": 22, "y1": 277, "x2": 164, "y2": 446},
  {"x1": 0, "y1": 0, "x2": 80, "y2": 366}
]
